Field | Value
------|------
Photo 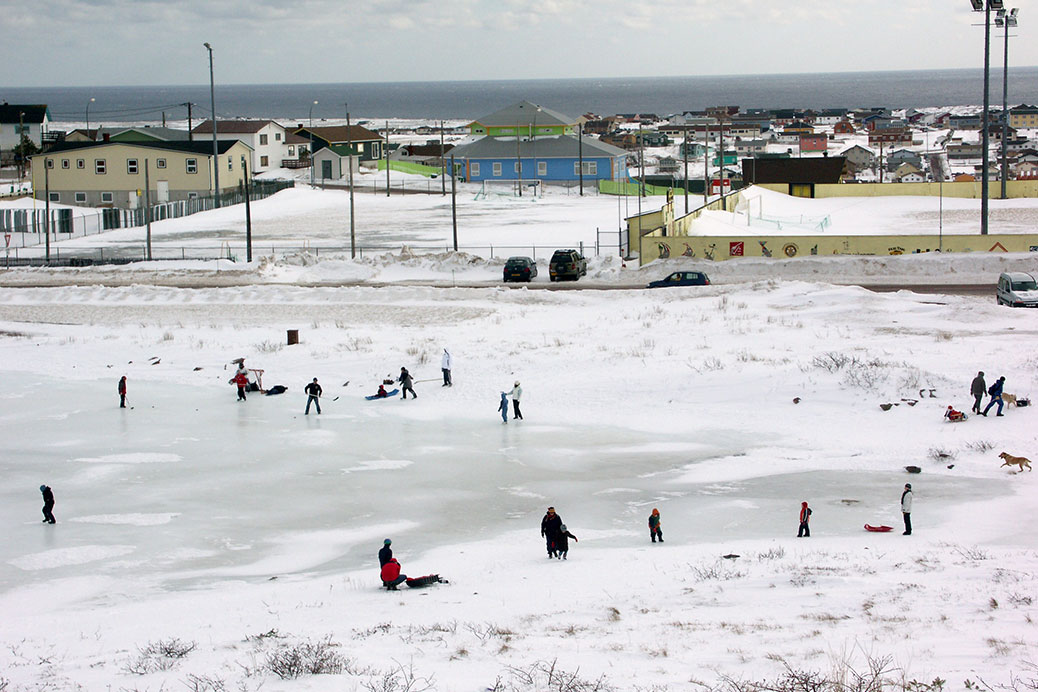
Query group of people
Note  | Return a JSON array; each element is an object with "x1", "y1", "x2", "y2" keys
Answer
[
  {"x1": 539, "y1": 506, "x2": 578, "y2": 559},
  {"x1": 970, "y1": 371, "x2": 1008, "y2": 417},
  {"x1": 797, "y1": 483, "x2": 913, "y2": 537},
  {"x1": 498, "y1": 382, "x2": 523, "y2": 423}
]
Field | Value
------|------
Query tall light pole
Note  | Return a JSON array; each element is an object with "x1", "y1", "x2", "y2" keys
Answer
[
  {"x1": 203, "y1": 42, "x2": 220, "y2": 208},
  {"x1": 85, "y1": 97, "x2": 95, "y2": 139},
  {"x1": 970, "y1": 0, "x2": 1004, "y2": 235},
  {"x1": 996, "y1": 7, "x2": 1019, "y2": 200},
  {"x1": 346, "y1": 103, "x2": 356, "y2": 258},
  {"x1": 309, "y1": 100, "x2": 318, "y2": 188}
]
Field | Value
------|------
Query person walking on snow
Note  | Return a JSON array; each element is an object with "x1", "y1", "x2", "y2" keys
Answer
[
  {"x1": 381, "y1": 557, "x2": 407, "y2": 590},
  {"x1": 970, "y1": 371, "x2": 986, "y2": 414},
  {"x1": 498, "y1": 391, "x2": 509, "y2": 423},
  {"x1": 441, "y1": 348, "x2": 453, "y2": 387},
  {"x1": 981, "y1": 376, "x2": 1006, "y2": 417},
  {"x1": 510, "y1": 381, "x2": 523, "y2": 420},
  {"x1": 118, "y1": 376, "x2": 127, "y2": 408},
  {"x1": 40, "y1": 484, "x2": 55, "y2": 524},
  {"x1": 797, "y1": 501, "x2": 811, "y2": 537},
  {"x1": 230, "y1": 370, "x2": 249, "y2": 401},
  {"x1": 540, "y1": 506, "x2": 562, "y2": 558},
  {"x1": 304, "y1": 378, "x2": 322, "y2": 415},
  {"x1": 398, "y1": 367, "x2": 417, "y2": 400},
  {"x1": 901, "y1": 483, "x2": 913, "y2": 536},
  {"x1": 556, "y1": 524, "x2": 578, "y2": 559},
  {"x1": 378, "y1": 539, "x2": 393, "y2": 567},
  {"x1": 649, "y1": 508, "x2": 663, "y2": 543}
]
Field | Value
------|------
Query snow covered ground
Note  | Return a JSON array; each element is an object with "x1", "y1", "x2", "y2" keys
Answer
[{"x1": 1, "y1": 190, "x2": 1038, "y2": 690}]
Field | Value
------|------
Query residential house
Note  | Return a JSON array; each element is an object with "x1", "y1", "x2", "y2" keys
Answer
[
  {"x1": 1013, "y1": 160, "x2": 1038, "y2": 179},
  {"x1": 679, "y1": 141, "x2": 707, "y2": 158},
  {"x1": 450, "y1": 134, "x2": 627, "y2": 183},
  {"x1": 783, "y1": 121, "x2": 815, "y2": 136},
  {"x1": 886, "y1": 148, "x2": 922, "y2": 171},
  {"x1": 840, "y1": 144, "x2": 877, "y2": 170},
  {"x1": 193, "y1": 120, "x2": 288, "y2": 173},
  {"x1": 1008, "y1": 104, "x2": 1038, "y2": 128},
  {"x1": 832, "y1": 120, "x2": 856, "y2": 135},
  {"x1": 637, "y1": 131, "x2": 670, "y2": 147},
  {"x1": 469, "y1": 101, "x2": 582, "y2": 137},
  {"x1": 947, "y1": 143, "x2": 983, "y2": 160},
  {"x1": 868, "y1": 128, "x2": 913, "y2": 146},
  {"x1": 812, "y1": 109, "x2": 847, "y2": 126},
  {"x1": 311, "y1": 146, "x2": 359, "y2": 180},
  {"x1": 293, "y1": 125, "x2": 384, "y2": 165},
  {"x1": 894, "y1": 163, "x2": 924, "y2": 182},
  {"x1": 29, "y1": 139, "x2": 252, "y2": 209},
  {"x1": 657, "y1": 156, "x2": 680, "y2": 174},
  {"x1": 732, "y1": 138, "x2": 767, "y2": 155},
  {"x1": 949, "y1": 113, "x2": 983, "y2": 129},
  {"x1": 799, "y1": 133, "x2": 828, "y2": 153},
  {"x1": 0, "y1": 103, "x2": 51, "y2": 158}
]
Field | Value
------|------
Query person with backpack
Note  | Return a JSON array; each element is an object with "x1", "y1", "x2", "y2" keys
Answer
[
  {"x1": 970, "y1": 371, "x2": 986, "y2": 414},
  {"x1": 556, "y1": 524, "x2": 578, "y2": 560},
  {"x1": 118, "y1": 376, "x2": 127, "y2": 408},
  {"x1": 304, "y1": 378, "x2": 322, "y2": 415},
  {"x1": 901, "y1": 483, "x2": 913, "y2": 535},
  {"x1": 540, "y1": 506, "x2": 562, "y2": 558},
  {"x1": 40, "y1": 484, "x2": 55, "y2": 524},
  {"x1": 648, "y1": 508, "x2": 663, "y2": 543},
  {"x1": 981, "y1": 376, "x2": 1006, "y2": 417},
  {"x1": 398, "y1": 367, "x2": 417, "y2": 400},
  {"x1": 381, "y1": 557, "x2": 407, "y2": 590},
  {"x1": 797, "y1": 501, "x2": 812, "y2": 537}
]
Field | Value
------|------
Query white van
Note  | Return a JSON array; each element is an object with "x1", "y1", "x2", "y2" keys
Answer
[{"x1": 997, "y1": 272, "x2": 1038, "y2": 307}]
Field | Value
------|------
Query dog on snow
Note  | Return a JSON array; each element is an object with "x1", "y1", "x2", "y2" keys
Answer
[{"x1": 1000, "y1": 452, "x2": 1032, "y2": 472}]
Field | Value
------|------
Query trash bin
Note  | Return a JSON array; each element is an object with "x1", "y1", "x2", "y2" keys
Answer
[{"x1": 287, "y1": 329, "x2": 299, "y2": 345}]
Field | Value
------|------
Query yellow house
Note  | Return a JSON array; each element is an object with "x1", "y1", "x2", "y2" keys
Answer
[{"x1": 30, "y1": 139, "x2": 252, "y2": 209}]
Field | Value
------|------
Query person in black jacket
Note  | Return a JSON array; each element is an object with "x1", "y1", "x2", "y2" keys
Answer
[
  {"x1": 981, "y1": 376, "x2": 1006, "y2": 417},
  {"x1": 378, "y1": 539, "x2": 393, "y2": 567},
  {"x1": 118, "y1": 376, "x2": 127, "y2": 408},
  {"x1": 556, "y1": 524, "x2": 578, "y2": 560},
  {"x1": 540, "y1": 507, "x2": 562, "y2": 558},
  {"x1": 398, "y1": 367, "x2": 417, "y2": 400},
  {"x1": 970, "y1": 371, "x2": 986, "y2": 414},
  {"x1": 40, "y1": 484, "x2": 55, "y2": 524},
  {"x1": 304, "y1": 378, "x2": 322, "y2": 415}
]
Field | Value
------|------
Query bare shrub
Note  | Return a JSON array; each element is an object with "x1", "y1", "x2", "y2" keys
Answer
[
  {"x1": 691, "y1": 561, "x2": 746, "y2": 582},
  {"x1": 757, "y1": 546, "x2": 786, "y2": 562},
  {"x1": 124, "y1": 637, "x2": 196, "y2": 675},
  {"x1": 952, "y1": 544, "x2": 989, "y2": 561},
  {"x1": 161, "y1": 331, "x2": 175, "y2": 342},
  {"x1": 927, "y1": 447, "x2": 956, "y2": 461},
  {"x1": 812, "y1": 351, "x2": 854, "y2": 373},
  {"x1": 497, "y1": 659, "x2": 615, "y2": 692},
  {"x1": 183, "y1": 673, "x2": 226, "y2": 692},
  {"x1": 842, "y1": 362, "x2": 887, "y2": 390},
  {"x1": 264, "y1": 637, "x2": 347, "y2": 679},
  {"x1": 934, "y1": 331, "x2": 954, "y2": 342},
  {"x1": 255, "y1": 339, "x2": 284, "y2": 354},
  {"x1": 363, "y1": 660, "x2": 435, "y2": 692},
  {"x1": 964, "y1": 439, "x2": 995, "y2": 454}
]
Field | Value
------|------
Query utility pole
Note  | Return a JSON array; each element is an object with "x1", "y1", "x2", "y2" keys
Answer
[
  {"x1": 683, "y1": 123, "x2": 689, "y2": 213},
  {"x1": 385, "y1": 120, "x2": 391, "y2": 197},
  {"x1": 578, "y1": 122, "x2": 584, "y2": 196},
  {"x1": 145, "y1": 159, "x2": 152, "y2": 260},
  {"x1": 346, "y1": 105, "x2": 356, "y2": 258},
  {"x1": 44, "y1": 160, "x2": 51, "y2": 262},
  {"x1": 242, "y1": 155, "x2": 252, "y2": 262},
  {"x1": 516, "y1": 119, "x2": 522, "y2": 197},
  {"x1": 184, "y1": 102, "x2": 194, "y2": 141},
  {"x1": 440, "y1": 120, "x2": 446, "y2": 196},
  {"x1": 703, "y1": 122, "x2": 709, "y2": 205},
  {"x1": 203, "y1": 42, "x2": 220, "y2": 208},
  {"x1": 450, "y1": 155, "x2": 458, "y2": 251},
  {"x1": 718, "y1": 109, "x2": 726, "y2": 211}
]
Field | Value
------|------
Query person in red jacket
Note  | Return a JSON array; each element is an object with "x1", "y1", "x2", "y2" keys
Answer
[
  {"x1": 381, "y1": 557, "x2": 407, "y2": 590},
  {"x1": 797, "y1": 501, "x2": 811, "y2": 537},
  {"x1": 118, "y1": 376, "x2": 127, "y2": 408},
  {"x1": 230, "y1": 371, "x2": 249, "y2": 401}
]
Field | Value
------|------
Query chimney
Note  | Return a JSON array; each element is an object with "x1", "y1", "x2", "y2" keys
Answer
[{"x1": 103, "y1": 133, "x2": 110, "y2": 142}]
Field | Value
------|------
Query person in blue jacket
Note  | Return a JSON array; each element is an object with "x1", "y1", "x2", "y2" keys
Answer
[
  {"x1": 981, "y1": 376, "x2": 1006, "y2": 417},
  {"x1": 498, "y1": 391, "x2": 509, "y2": 423}
]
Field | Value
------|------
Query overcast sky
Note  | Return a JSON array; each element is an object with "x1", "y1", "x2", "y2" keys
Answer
[{"x1": 2, "y1": 0, "x2": 1034, "y2": 87}]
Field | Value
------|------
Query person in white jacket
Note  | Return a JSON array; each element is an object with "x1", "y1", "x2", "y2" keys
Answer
[
  {"x1": 510, "y1": 381, "x2": 523, "y2": 420},
  {"x1": 441, "y1": 348, "x2": 453, "y2": 387},
  {"x1": 901, "y1": 483, "x2": 913, "y2": 536}
]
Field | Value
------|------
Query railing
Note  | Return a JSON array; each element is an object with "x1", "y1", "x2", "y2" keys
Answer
[{"x1": 281, "y1": 158, "x2": 310, "y2": 169}]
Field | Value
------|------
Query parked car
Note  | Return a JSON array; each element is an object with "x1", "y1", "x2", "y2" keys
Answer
[
  {"x1": 549, "y1": 249, "x2": 587, "y2": 281},
  {"x1": 997, "y1": 271, "x2": 1038, "y2": 307},
  {"x1": 647, "y1": 271, "x2": 711, "y2": 288},
  {"x1": 503, "y1": 256, "x2": 538, "y2": 282}
]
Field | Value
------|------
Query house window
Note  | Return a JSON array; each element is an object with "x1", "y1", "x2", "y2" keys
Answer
[
  {"x1": 156, "y1": 158, "x2": 166, "y2": 169},
  {"x1": 493, "y1": 162, "x2": 502, "y2": 177},
  {"x1": 227, "y1": 156, "x2": 233, "y2": 171},
  {"x1": 95, "y1": 159, "x2": 106, "y2": 174},
  {"x1": 77, "y1": 159, "x2": 85, "y2": 169},
  {"x1": 537, "y1": 161, "x2": 546, "y2": 176},
  {"x1": 46, "y1": 159, "x2": 54, "y2": 169},
  {"x1": 259, "y1": 134, "x2": 268, "y2": 145},
  {"x1": 275, "y1": 132, "x2": 282, "y2": 141},
  {"x1": 514, "y1": 162, "x2": 520, "y2": 174},
  {"x1": 186, "y1": 158, "x2": 197, "y2": 174},
  {"x1": 288, "y1": 145, "x2": 295, "y2": 156},
  {"x1": 101, "y1": 192, "x2": 113, "y2": 203},
  {"x1": 188, "y1": 192, "x2": 199, "y2": 200},
  {"x1": 127, "y1": 159, "x2": 138, "y2": 174},
  {"x1": 471, "y1": 162, "x2": 480, "y2": 177},
  {"x1": 588, "y1": 162, "x2": 598, "y2": 175},
  {"x1": 372, "y1": 143, "x2": 380, "y2": 158},
  {"x1": 61, "y1": 159, "x2": 70, "y2": 169},
  {"x1": 260, "y1": 155, "x2": 269, "y2": 167},
  {"x1": 75, "y1": 192, "x2": 87, "y2": 204},
  {"x1": 48, "y1": 192, "x2": 59, "y2": 202}
]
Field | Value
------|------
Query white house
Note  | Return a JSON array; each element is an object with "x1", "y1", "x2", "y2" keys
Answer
[
  {"x1": 192, "y1": 120, "x2": 288, "y2": 173},
  {"x1": 0, "y1": 103, "x2": 51, "y2": 157}
]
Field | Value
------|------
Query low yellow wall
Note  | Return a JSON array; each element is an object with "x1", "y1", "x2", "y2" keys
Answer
[
  {"x1": 642, "y1": 233, "x2": 1038, "y2": 263},
  {"x1": 758, "y1": 180, "x2": 1038, "y2": 199}
]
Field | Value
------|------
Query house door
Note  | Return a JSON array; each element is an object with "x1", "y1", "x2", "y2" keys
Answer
[
  {"x1": 322, "y1": 160, "x2": 332, "y2": 179},
  {"x1": 128, "y1": 191, "x2": 139, "y2": 209},
  {"x1": 789, "y1": 183, "x2": 813, "y2": 198},
  {"x1": 156, "y1": 181, "x2": 169, "y2": 203}
]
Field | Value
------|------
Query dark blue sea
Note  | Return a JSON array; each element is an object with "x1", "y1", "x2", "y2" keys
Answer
[{"x1": 4, "y1": 68, "x2": 1037, "y2": 123}]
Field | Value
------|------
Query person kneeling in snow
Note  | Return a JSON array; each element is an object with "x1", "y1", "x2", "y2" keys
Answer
[
  {"x1": 944, "y1": 406, "x2": 966, "y2": 422},
  {"x1": 381, "y1": 557, "x2": 407, "y2": 590}
]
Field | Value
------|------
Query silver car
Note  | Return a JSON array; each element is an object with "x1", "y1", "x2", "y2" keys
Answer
[{"x1": 997, "y1": 272, "x2": 1038, "y2": 307}]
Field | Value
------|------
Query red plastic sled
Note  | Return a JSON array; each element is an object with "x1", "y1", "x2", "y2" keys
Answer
[{"x1": 864, "y1": 524, "x2": 894, "y2": 532}]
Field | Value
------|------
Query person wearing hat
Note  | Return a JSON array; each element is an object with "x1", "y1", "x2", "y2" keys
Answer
[
  {"x1": 970, "y1": 371, "x2": 986, "y2": 414},
  {"x1": 40, "y1": 484, "x2": 55, "y2": 524},
  {"x1": 556, "y1": 524, "x2": 578, "y2": 560},
  {"x1": 981, "y1": 376, "x2": 1007, "y2": 417},
  {"x1": 797, "y1": 501, "x2": 811, "y2": 538},
  {"x1": 378, "y1": 539, "x2": 393, "y2": 568},
  {"x1": 901, "y1": 483, "x2": 913, "y2": 536},
  {"x1": 510, "y1": 381, "x2": 523, "y2": 420},
  {"x1": 304, "y1": 377, "x2": 322, "y2": 415},
  {"x1": 649, "y1": 508, "x2": 663, "y2": 543},
  {"x1": 540, "y1": 506, "x2": 562, "y2": 558},
  {"x1": 498, "y1": 391, "x2": 509, "y2": 424}
]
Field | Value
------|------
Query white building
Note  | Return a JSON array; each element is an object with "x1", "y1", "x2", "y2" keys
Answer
[
  {"x1": 0, "y1": 104, "x2": 51, "y2": 157},
  {"x1": 191, "y1": 120, "x2": 289, "y2": 173}
]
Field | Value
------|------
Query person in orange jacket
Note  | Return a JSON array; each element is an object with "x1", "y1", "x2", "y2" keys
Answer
[
  {"x1": 381, "y1": 557, "x2": 407, "y2": 590},
  {"x1": 230, "y1": 371, "x2": 249, "y2": 401},
  {"x1": 797, "y1": 501, "x2": 811, "y2": 537},
  {"x1": 648, "y1": 508, "x2": 663, "y2": 543}
]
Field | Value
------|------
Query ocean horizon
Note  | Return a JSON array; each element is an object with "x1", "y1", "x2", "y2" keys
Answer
[{"x1": 3, "y1": 67, "x2": 1037, "y2": 124}]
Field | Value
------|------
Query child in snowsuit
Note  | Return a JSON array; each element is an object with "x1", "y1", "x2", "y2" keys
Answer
[
  {"x1": 944, "y1": 406, "x2": 966, "y2": 422},
  {"x1": 798, "y1": 501, "x2": 811, "y2": 537},
  {"x1": 118, "y1": 376, "x2": 127, "y2": 408},
  {"x1": 381, "y1": 557, "x2": 407, "y2": 590},
  {"x1": 498, "y1": 392, "x2": 509, "y2": 423},
  {"x1": 649, "y1": 508, "x2": 663, "y2": 543},
  {"x1": 556, "y1": 524, "x2": 578, "y2": 559},
  {"x1": 398, "y1": 367, "x2": 416, "y2": 400},
  {"x1": 376, "y1": 384, "x2": 388, "y2": 398},
  {"x1": 40, "y1": 484, "x2": 55, "y2": 524},
  {"x1": 230, "y1": 371, "x2": 248, "y2": 400}
]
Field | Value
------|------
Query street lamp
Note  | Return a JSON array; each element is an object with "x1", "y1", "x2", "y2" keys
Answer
[
  {"x1": 309, "y1": 100, "x2": 318, "y2": 187},
  {"x1": 995, "y1": 7, "x2": 1019, "y2": 200},
  {"x1": 86, "y1": 97, "x2": 95, "y2": 139},
  {"x1": 203, "y1": 42, "x2": 220, "y2": 208},
  {"x1": 970, "y1": 0, "x2": 1004, "y2": 235}
]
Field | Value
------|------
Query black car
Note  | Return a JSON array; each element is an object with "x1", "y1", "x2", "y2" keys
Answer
[
  {"x1": 549, "y1": 249, "x2": 587, "y2": 282},
  {"x1": 503, "y1": 256, "x2": 538, "y2": 282},
  {"x1": 647, "y1": 271, "x2": 711, "y2": 288}
]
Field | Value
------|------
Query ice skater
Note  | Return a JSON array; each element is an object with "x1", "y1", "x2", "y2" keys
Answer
[
  {"x1": 304, "y1": 377, "x2": 322, "y2": 415},
  {"x1": 399, "y1": 367, "x2": 417, "y2": 400},
  {"x1": 970, "y1": 371, "x2": 986, "y2": 414},
  {"x1": 981, "y1": 376, "x2": 1006, "y2": 417},
  {"x1": 498, "y1": 391, "x2": 509, "y2": 423},
  {"x1": 230, "y1": 370, "x2": 248, "y2": 401},
  {"x1": 556, "y1": 524, "x2": 578, "y2": 559},
  {"x1": 901, "y1": 483, "x2": 913, "y2": 536},
  {"x1": 381, "y1": 557, "x2": 407, "y2": 590},
  {"x1": 379, "y1": 539, "x2": 393, "y2": 567},
  {"x1": 540, "y1": 506, "x2": 562, "y2": 558},
  {"x1": 510, "y1": 380, "x2": 523, "y2": 420},
  {"x1": 441, "y1": 348, "x2": 453, "y2": 387},
  {"x1": 649, "y1": 508, "x2": 663, "y2": 543},
  {"x1": 40, "y1": 484, "x2": 55, "y2": 524},
  {"x1": 797, "y1": 501, "x2": 811, "y2": 537},
  {"x1": 118, "y1": 375, "x2": 127, "y2": 408}
]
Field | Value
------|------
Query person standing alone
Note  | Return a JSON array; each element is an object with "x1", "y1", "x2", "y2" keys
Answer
[
  {"x1": 649, "y1": 508, "x2": 663, "y2": 543},
  {"x1": 118, "y1": 375, "x2": 127, "y2": 408},
  {"x1": 304, "y1": 378, "x2": 322, "y2": 415},
  {"x1": 901, "y1": 483, "x2": 913, "y2": 536},
  {"x1": 797, "y1": 501, "x2": 811, "y2": 537},
  {"x1": 441, "y1": 348, "x2": 453, "y2": 387},
  {"x1": 970, "y1": 371, "x2": 986, "y2": 414},
  {"x1": 40, "y1": 484, "x2": 55, "y2": 524},
  {"x1": 510, "y1": 381, "x2": 523, "y2": 420}
]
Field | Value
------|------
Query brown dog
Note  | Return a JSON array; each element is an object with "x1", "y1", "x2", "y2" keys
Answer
[
  {"x1": 1000, "y1": 452, "x2": 1032, "y2": 472},
  {"x1": 1003, "y1": 393, "x2": 1018, "y2": 407}
]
